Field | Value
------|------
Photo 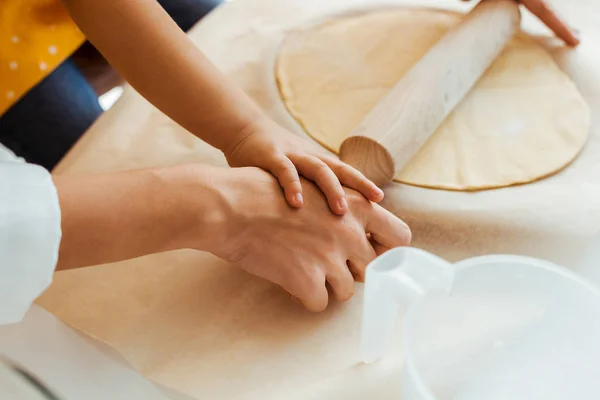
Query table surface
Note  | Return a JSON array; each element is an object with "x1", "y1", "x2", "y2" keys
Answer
[
  {"x1": 0, "y1": 305, "x2": 190, "y2": 400},
  {"x1": 31, "y1": 0, "x2": 600, "y2": 399}
]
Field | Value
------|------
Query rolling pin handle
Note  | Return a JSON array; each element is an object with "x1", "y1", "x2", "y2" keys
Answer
[{"x1": 339, "y1": 136, "x2": 394, "y2": 188}]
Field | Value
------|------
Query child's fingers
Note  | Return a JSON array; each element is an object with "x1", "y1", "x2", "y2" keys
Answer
[
  {"x1": 319, "y1": 155, "x2": 384, "y2": 203},
  {"x1": 270, "y1": 156, "x2": 304, "y2": 207},
  {"x1": 289, "y1": 154, "x2": 348, "y2": 215},
  {"x1": 460, "y1": 0, "x2": 579, "y2": 47},
  {"x1": 520, "y1": 0, "x2": 579, "y2": 46}
]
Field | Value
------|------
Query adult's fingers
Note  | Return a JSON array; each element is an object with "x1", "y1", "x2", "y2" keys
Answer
[
  {"x1": 348, "y1": 236, "x2": 391, "y2": 282},
  {"x1": 287, "y1": 266, "x2": 329, "y2": 312},
  {"x1": 270, "y1": 156, "x2": 304, "y2": 207},
  {"x1": 319, "y1": 155, "x2": 384, "y2": 203},
  {"x1": 325, "y1": 263, "x2": 356, "y2": 301},
  {"x1": 290, "y1": 154, "x2": 348, "y2": 215},
  {"x1": 366, "y1": 232, "x2": 391, "y2": 255},
  {"x1": 343, "y1": 241, "x2": 391, "y2": 284},
  {"x1": 520, "y1": 0, "x2": 579, "y2": 47},
  {"x1": 371, "y1": 240, "x2": 391, "y2": 256},
  {"x1": 364, "y1": 205, "x2": 412, "y2": 249},
  {"x1": 347, "y1": 235, "x2": 378, "y2": 282}
]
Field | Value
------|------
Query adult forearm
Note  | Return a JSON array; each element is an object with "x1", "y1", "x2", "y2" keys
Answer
[
  {"x1": 53, "y1": 165, "x2": 227, "y2": 270},
  {"x1": 61, "y1": 0, "x2": 263, "y2": 152}
]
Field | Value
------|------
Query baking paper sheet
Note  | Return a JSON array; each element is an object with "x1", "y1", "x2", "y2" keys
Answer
[{"x1": 38, "y1": 0, "x2": 600, "y2": 398}]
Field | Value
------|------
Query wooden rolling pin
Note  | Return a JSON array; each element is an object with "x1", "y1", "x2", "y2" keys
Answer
[{"x1": 338, "y1": 0, "x2": 522, "y2": 187}]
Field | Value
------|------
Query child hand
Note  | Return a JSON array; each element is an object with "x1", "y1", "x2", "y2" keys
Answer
[
  {"x1": 224, "y1": 118, "x2": 384, "y2": 215},
  {"x1": 462, "y1": 0, "x2": 579, "y2": 47}
]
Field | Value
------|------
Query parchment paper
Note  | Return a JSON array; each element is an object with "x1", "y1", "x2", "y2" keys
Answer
[{"x1": 37, "y1": 0, "x2": 600, "y2": 399}]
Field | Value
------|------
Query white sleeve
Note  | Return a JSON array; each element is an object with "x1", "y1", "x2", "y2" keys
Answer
[{"x1": 0, "y1": 144, "x2": 61, "y2": 325}]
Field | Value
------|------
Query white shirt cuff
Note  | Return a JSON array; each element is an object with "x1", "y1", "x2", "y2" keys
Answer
[{"x1": 0, "y1": 160, "x2": 61, "y2": 325}]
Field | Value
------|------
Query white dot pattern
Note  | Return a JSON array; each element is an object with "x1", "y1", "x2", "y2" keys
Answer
[{"x1": 0, "y1": 12, "x2": 87, "y2": 115}]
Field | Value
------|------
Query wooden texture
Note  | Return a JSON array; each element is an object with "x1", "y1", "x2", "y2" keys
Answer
[{"x1": 339, "y1": 0, "x2": 521, "y2": 186}]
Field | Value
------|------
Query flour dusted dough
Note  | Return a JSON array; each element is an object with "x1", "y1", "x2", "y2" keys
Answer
[{"x1": 276, "y1": 9, "x2": 591, "y2": 190}]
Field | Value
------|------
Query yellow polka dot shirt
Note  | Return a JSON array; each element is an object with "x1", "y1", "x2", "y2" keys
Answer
[{"x1": 0, "y1": 0, "x2": 85, "y2": 116}]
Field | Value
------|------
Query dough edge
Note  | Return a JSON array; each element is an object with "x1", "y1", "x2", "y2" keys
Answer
[{"x1": 274, "y1": 7, "x2": 592, "y2": 191}]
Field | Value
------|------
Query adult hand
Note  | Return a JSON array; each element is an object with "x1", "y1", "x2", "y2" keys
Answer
[
  {"x1": 224, "y1": 117, "x2": 384, "y2": 216},
  {"x1": 463, "y1": 0, "x2": 579, "y2": 46},
  {"x1": 55, "y1": 163, "x2": 410, "y2": 311},
  {"x1": 212, "y1": 166, "x2": 411, "y2": 312}
]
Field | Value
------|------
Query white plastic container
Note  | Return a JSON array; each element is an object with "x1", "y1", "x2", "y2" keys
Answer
[{"x1": 361, "y1": 247, "x2": 600, "y2": 400}]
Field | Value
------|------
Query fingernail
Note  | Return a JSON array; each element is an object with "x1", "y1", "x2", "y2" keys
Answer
[
  {"x1": 569, "y1": 27, "x2": 581, "y2": 46},
  {"x1": 403, "y1": 224, "x2": 413, "y2": 245},
  {"x1": 338, "y1": 197, "x2": 348, "y2": 210},
  {"x1": 372, "y1": 187, "x2": 384, "y2": 198},
  {"x1": 295, "y1": 193, "x2": 303, "y2": 205}
]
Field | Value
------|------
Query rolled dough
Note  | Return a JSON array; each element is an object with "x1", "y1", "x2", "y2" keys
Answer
[{"x1": 276, "y1": 9, "x2": 591, "y2": 190}]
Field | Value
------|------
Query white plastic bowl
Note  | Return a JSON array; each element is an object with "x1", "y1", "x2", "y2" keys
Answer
[{"x1": 361, "y1": 247, "x2": 600, "y2": 400}]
